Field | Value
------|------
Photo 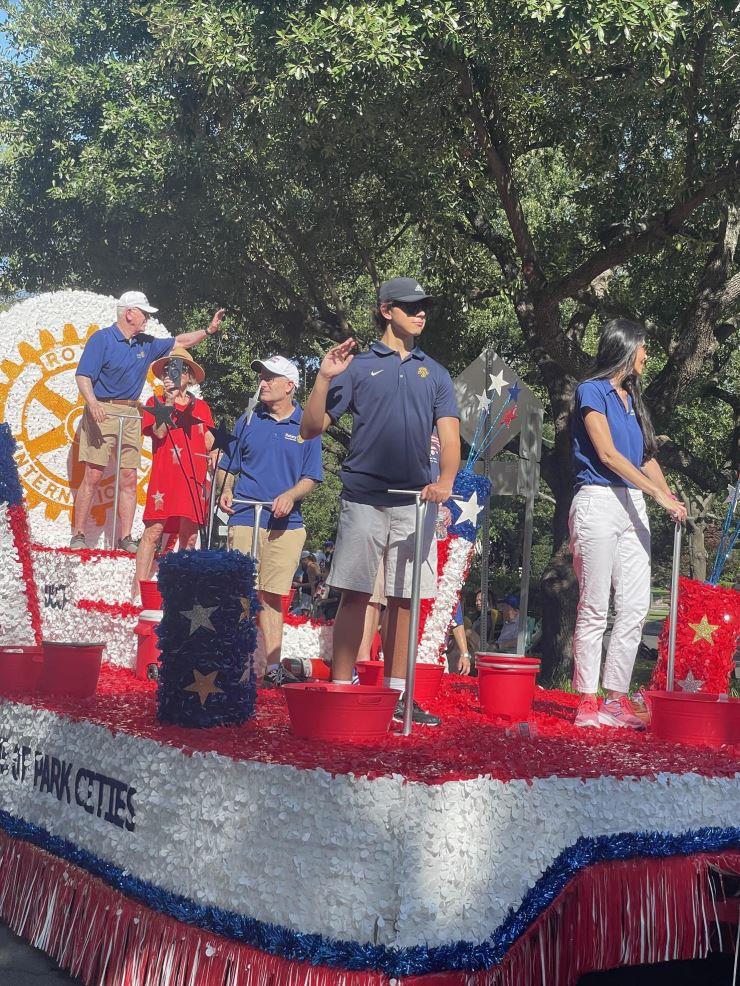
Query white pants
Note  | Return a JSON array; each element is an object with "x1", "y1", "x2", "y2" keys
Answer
[{"x1": 569, "y1": 486, "x2": 651, "y2": 694}]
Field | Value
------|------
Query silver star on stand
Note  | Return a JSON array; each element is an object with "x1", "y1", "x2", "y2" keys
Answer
[
  {"x1": 475, "y1": 391, "x2": 491, "y2": 413},
  {"x1": 677, "y1": 670, "x2": 704, "y2": 693},
  {"x1": 181, "y1": 603, "x2": 219, "y2": 635},
  {"x1": 489, "y1": 369, "x2": 510, "y2": 396}
]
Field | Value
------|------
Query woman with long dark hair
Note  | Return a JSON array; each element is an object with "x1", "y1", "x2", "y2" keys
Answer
[{"x1": 570, "y1": 319, "x2": 687, "y2": 728}]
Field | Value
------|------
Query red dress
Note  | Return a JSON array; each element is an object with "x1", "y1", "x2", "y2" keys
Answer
[{"x1": 142, "y1": 395, "x2": 214, "y2": 525}]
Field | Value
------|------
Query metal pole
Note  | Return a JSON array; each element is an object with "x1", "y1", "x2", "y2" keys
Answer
[
  {"x1": 252, "y1": 505, "x2": 263, "y2": 561},
  {"x1": 480, "y1": 349, "x2": 492, "y2": 649},
  {"x1": 517, "y1": 467, "x2": 537, "y2": 655},
  {"x1": 666, "y1": 522, "x2": 683, "y2": 691},
  {"x1": 110, "y1": 415, "x2": 124, "y2": 549},
  {"x1": 206, "y1": 463, "x2": 218, "y2": 548},
  {"x1": 230, "y1": 499, "x2": 273, "y2": 560},
  {"x1": 388, "y1": 490, "x2": 429, "y2": 737}
]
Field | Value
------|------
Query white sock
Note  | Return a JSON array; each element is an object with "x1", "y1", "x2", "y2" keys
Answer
[
  {"x1": 333, "y1": 679, "x2": 353, "y2": 685},
  {"x1": 384, "y1": 676, "x2": 405, "y2": 693}
]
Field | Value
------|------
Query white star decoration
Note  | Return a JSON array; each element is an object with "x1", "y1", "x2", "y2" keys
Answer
[
  {"x1": 181, "y1": 603, "x2": 219, "y2": 635},
  {"x1": 676, "y1": 670, "x2": 704, "y2": 693},
  {"x1": 475, "y1": 391, "x2": 491, "y2": 413},
  {"x1": 153, "y1": 491, "x2": 165, "y2": 509},
  {"x1": 453, "y1": 491, "x2": 484, "y2": 529},
  {"x1": 488, "y1": 369, "x2": 509, "y2": 396}
]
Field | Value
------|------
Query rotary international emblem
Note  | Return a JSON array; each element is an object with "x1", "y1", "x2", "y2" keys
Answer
[
  {"x1": 418, "y1": 366, "x2": 429, "y2": 378},
  {"x1": 0, "y1": 322, "x2": 153, "y2": 527}
]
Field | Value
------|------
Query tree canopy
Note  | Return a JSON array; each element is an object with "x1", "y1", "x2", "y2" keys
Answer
[{"x1": 1, "y1": 0, "x2": 738, "y2": 673}]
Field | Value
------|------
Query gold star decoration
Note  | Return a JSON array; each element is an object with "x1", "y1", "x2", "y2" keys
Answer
[
  {"x1": 687, "y1": 615, "x2": 719, "y2": 645},
  {"x1": 184, "y1": 670, "x2": 223, "y2": 705},
  {"x1": 239, "y1": 596, "x2": 251, "y2": 621}
]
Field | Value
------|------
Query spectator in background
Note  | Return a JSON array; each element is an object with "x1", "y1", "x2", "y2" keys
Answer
[
  {"x1": 494, "y1": 594, "x2": 521, "y2": 653},
  {"x1": 446, "y1": 600, "x2": 472, "y2": 674}
]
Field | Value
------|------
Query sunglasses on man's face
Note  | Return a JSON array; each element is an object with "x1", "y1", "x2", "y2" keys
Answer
[{"x1": 392, "y1": 300, "x2": 429, "y2": 316}]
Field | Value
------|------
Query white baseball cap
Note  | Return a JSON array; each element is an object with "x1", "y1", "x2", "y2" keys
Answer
[
  {"x1": 117, "y1": 290, "x2": 159, "y2": 314},
  {"x1": 251, "y1": 355, "x2": 300, "y2": 387}
]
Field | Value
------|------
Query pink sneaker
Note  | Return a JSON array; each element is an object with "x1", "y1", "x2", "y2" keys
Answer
[
  {"x1": 598, "y1": 695, "x2": 646, "y2": 730},
  {"x1": 574, "y1": 695, "x2": 600, "y2": 728}
]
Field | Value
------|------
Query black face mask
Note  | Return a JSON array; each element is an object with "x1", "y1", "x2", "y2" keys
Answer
[{"x1": 165, "y1": 357, "x2": 184, "y2": 387}]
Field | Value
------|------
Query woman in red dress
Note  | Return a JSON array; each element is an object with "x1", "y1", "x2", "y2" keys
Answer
[{"x1": 134, "y1": 346, "x2": 214, "y2": 597}]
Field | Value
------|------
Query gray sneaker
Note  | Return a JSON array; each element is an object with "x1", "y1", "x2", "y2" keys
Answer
[
  {"x1": 69, "y1": 532, "x2": 87, "y2": 549},
  {"x1": 117, "y1": 536, "x2": 139, "y2": 553}
]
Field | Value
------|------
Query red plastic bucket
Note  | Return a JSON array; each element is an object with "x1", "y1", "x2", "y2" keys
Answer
[
  {"x1": 477, "y1": 656, "x2": 540, "y2": 722},
  {"x1": 134, "y1": 610, "x2": 162, "y2": 680},
  {"x1": 645, "y1": 691, "x2": 739, "y2": 748},
  {"x1": 0, "y1": 646, "x2": 44, "y2": 695},
  {"x1": 140, "y1": 579, "x2": 163, "y2": 611},
  {"x1": 39, "y1": 641, "x2": 104, "y2": 698},
  {"x1": 476, "y1": 652, "x2": 540, "y2": 667},
  {"x1": 280, "y1": 590, "x2": 296, "y2": 618},
  {"x1": 283, "y1": 683, "x2": 397, "y2": 741},
  {"x1": 355, "y1": 660, "x2": 444, "y2": 702}
]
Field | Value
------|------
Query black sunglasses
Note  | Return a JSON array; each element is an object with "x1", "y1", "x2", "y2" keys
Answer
[{"x1": 391, "y1": 299, "x2": 430, "y2": 315}]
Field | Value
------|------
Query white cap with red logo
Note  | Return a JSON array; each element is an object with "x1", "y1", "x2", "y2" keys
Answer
[{"x1": 251, "y1": 355, "x2": 300, "y2": 387}]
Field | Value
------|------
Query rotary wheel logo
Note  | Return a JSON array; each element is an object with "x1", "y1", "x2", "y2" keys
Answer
[{"x1": 0, "y1": 324, "x2": 153, "y2": 524}]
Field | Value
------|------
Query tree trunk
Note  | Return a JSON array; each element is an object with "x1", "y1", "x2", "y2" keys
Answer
[
  {"x1": 538, "y1": 383, "x2": 579, "y2": 684},
  {"x1": 686, "y1": 521, "x2": 708, "y2": 582}
]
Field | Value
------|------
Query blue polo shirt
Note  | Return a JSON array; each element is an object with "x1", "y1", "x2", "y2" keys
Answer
[
  {"x1": 572, "y1": 378, "x2": 644, "y2": 489},
  {"x1": 326, "y1": 341, "x2": 459, "y2": 506},
  {"x1": 76, "y1": 324, "x2": 174, "y2": 400},
  {"x1": 219, "y1": 403, "x2": 323, "y2": 530}
]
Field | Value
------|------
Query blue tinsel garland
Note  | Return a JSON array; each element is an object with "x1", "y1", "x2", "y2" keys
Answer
[
  {"x1": 156, "y1": 549, "x2": 259, "y2": 728},
  {"x1": 0, "y1": 804, "x2": 735, "y2": 978},
  {"x1": 0, "y1": 424, "x2": 24, "y2": 507}
]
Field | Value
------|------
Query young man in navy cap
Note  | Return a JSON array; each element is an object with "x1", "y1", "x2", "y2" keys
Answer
[{"x1": 301, "y1": 277, "x2": 460, "y2": 725}]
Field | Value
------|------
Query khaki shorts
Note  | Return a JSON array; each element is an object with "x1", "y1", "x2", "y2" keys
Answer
[
  {"x1": 229, "y1": 525, "x2": 307, "y2": 596},
  {"x1": 77, "y1": 403, "x2": 142, "y2": 471},
  {"x1": 327, "y1": 499, "x2": 437, "y2": 599}
]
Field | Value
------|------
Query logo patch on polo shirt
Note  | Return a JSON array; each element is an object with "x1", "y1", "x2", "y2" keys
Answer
[
  {"x1": 417, "y1": 367, "x2": 429, "y2": 378},
  {"x1": 285, "y1": 433, "x2": 304, "y2": 443}
]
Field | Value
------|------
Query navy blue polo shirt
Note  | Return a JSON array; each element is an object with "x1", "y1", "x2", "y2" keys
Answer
[
  {"x1": 76, "y1": 324, "x2": 174, "y2": 400},
  {"x1": 219, "y1": 403, "x2": 323, "y2": 530},
  {"x1": 326, "y1": 341, "x2": 459, "y2": 506},
  {"x1": 572, "y1": 378, "x2": 644, "y2": 489}
]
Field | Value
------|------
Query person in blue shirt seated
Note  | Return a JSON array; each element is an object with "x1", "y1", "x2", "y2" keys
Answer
[
  {"x1": 300, "y1": 277, "x2": 461, "y2": 727},
  {"x1": 71, "y1": 290, "x2": 224, "y2": 551},
  {"x1": 570, "y1": 318, "x2": 686, "y2": 730},
  {"x1": 217, "y1": 356, "x2": 323, "y2": 685}
]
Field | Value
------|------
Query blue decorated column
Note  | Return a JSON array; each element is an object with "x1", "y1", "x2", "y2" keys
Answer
[{"x1": 156, "y1": 549, "x2": 259, "y2": 727}]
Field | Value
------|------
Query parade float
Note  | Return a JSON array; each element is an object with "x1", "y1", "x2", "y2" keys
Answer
[{"x1": 0, "y1": 292, "x2": 738, "y2": 986}]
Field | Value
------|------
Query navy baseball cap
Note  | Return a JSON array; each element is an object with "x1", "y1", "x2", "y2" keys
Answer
[
  {"x1": 502, "y1": 594, "x2": 520, "y2": 609},
  {"x1": 378, "y1": 277, "x2": 434, "y2": 304}
]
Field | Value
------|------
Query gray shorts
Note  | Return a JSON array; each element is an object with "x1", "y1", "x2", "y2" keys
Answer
[{"x1": 327, "y1": 499, "x2": 437, "y2": 599}]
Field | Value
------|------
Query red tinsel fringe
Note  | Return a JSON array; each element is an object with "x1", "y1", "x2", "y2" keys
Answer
[
  {"x1": 77, "y1": 599, "x2": 142, "y2": 619},
  {"x1": 9, "y1": 504, "x2": 42, "y2": 645},
  {"x1": 0, "y1": 831, "x2": 736, "y2": 986},
  {"x1": 651, "y1": 578, "x2": 740, "y2": 693},
  {"x1": 30, "y1": 542, "x2": 134, "y2": 561},
  {"x1": 0, "y1": 831, "x2": 385, "y2": 986}
]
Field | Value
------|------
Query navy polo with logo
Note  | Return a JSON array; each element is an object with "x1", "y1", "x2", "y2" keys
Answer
[
  {"x1": 76, "y1": 324, "x2": 175, "y2": 401},
  {"x1": 326, "y1": 341, "x2": 459, "y2": 506},
  {"x1": 219, "y1": 403, "x2": 323, "y2": 530},
  {"x1": 572, "y1": 378, "x2": 645, "y2": 489}
]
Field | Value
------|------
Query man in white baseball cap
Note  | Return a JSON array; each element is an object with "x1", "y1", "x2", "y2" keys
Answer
[
  {"x1": 71, "y1": 290, "x2": 225, "y2": 551},
  {"x1": 217, "y1": 355, "x2": 323, "y2": 685}
]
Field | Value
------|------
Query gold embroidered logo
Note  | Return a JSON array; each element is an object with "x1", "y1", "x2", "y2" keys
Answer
[{"x1": 417, "y1": 367, "x2": 429, "y2": 379}]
